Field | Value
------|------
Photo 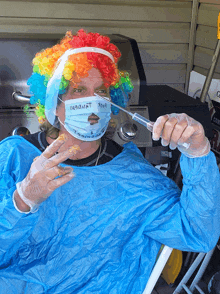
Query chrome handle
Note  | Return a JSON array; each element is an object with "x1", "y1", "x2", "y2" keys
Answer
[{"x1": 12, "y1": 91, "x2": 31, "y2": 103}]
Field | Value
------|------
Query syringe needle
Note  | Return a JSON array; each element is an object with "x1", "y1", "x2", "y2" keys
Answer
[{"x1": 94, "y1": 93, "x2": 133, "y2": 117}]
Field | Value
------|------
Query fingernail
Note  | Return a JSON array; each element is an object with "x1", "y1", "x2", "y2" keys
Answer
[
  {"x1": 161, "y1": 139, "x2": 168, "y2": 146},
  {"x1": 152, "y1": 133, "x2": 159, "y2": 141},
  {"x1": 169, "y1": 143, "x2": 177, "y2": 150},
  {"x1": 64, "y1": 167, "x2": 74, "y2": 173}
]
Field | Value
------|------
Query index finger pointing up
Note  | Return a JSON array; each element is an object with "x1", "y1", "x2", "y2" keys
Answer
[{"x1": 43, "y1": 134, "x2": 68, "y2": 159}]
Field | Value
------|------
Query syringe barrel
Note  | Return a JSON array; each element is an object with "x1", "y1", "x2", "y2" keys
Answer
[
  {"x1": 132, "y1": 113, "x2": 149, "y2": 126},
  {"x1": 132, "y1": 113, "x2": 153, "y2": 131}
]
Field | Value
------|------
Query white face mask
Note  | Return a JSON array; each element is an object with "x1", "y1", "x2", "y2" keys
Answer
[{"x1": 58, "y1": 96, "x2": 112, "y2": 141}]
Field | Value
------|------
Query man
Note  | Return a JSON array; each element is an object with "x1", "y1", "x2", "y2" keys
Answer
[{"x1": 0, "y1": 29, "x2": 219, "y2": 294}]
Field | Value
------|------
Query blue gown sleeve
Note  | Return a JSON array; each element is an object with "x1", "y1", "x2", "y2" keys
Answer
[
  {"x1": 0, "y1": 137, "x2": 39, "y2": 266},
  {"x1": 143, "y1": 151, "x2": 220, "y2": 253}
]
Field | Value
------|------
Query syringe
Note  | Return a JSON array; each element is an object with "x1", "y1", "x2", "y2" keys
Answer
[
  {"x1": 94, "y1": 93, "x2": 190, "y2": 149},
  {"x1": 94, "y1": 93, "x2": 154, "y2": 131}
]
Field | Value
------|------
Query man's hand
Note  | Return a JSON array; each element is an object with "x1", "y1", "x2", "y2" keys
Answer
[
  {"x1": 152, "y1": 113, "x2": 210, "y2": 158},
  {"x1": 14, "y1": 134, "x2": 80, "y2": 212}
]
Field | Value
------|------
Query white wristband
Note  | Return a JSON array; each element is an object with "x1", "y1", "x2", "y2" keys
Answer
[
  {"x1": 16, "y1": 182, "x2": 39, "y2": 213},
  {"x1": 12, "y1": 191, "x2": 31, "y2": 214}
]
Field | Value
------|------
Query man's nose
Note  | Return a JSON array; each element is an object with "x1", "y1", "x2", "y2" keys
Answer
[{"x1": 86, "y1": 88, "x2": 95, "y2": 97}]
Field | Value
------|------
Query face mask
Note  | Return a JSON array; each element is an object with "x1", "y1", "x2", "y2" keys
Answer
[{"x1": 58, "y1": 96, "x2": 112, "y2": 141}]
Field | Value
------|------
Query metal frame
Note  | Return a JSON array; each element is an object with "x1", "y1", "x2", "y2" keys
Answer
[{"x1": 173, "y1": 247, "x2": 215, "y2": 294}]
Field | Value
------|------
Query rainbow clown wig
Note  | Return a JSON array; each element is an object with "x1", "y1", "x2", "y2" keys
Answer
[{"x1": 26, "y1": 29, "x2": 134, "y2": 125}]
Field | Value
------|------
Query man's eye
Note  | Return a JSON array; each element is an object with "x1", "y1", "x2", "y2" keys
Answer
[
  {"x1": 96, "y1": 89, "x2": 108, "y2": 95},
  {"x1": 73, "y1": 88, "x2": 83, "y2": 93}
]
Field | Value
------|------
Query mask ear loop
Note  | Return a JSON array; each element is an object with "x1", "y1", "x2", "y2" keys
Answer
[
  {"x1": 56, "y1": 95, "x2": 67, "y2": 128},
  {"x1": 58, "y1": 117, "x2": 65, "y2": 127},
  {"x1": 57, "y1": 95, "x2": 64, "y2": 104}
]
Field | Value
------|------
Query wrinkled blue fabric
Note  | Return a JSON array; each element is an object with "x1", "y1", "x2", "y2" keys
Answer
[{"x1": 0, "y1": 136, "x2": 219, "y2": 294}]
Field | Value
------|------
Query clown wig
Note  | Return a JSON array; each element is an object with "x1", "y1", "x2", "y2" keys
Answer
[{"x1": 26, "y1": 29, "x2": 133, "y2": 125}]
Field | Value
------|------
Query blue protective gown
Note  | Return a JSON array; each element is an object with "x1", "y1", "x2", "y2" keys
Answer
[{"x1": 0, "y1": 136, "x2": 219, "y2": 294}]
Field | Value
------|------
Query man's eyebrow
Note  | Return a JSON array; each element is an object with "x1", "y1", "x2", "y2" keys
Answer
[
  {"x1": 95, "y1": 84, "x2": 108, "y2": 90},
  {"x1": 72, "y1": 85, "x2": 85, "y2": 89}
]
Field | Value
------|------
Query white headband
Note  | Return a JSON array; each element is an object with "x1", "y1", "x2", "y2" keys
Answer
[
  {"x1": 65, "y1": 47, "x2": 115, "y2": 63},
  {"x1": 45, "y1": 47, "x2": 115, "y2": 126}
]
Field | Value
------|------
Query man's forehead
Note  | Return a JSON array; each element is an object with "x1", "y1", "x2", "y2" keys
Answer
[{"x1": 76, "y1": 78, "x2": 107, "y2": 88}]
